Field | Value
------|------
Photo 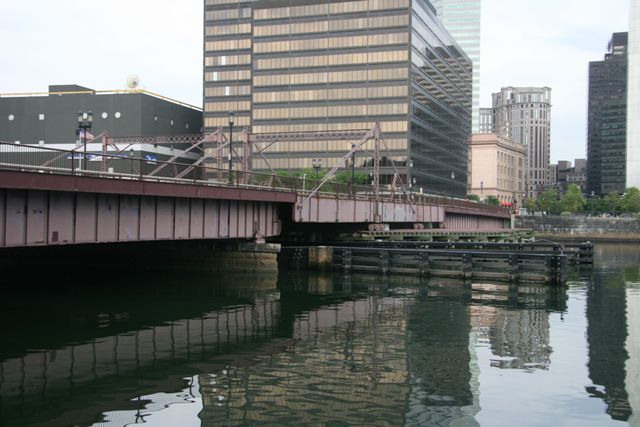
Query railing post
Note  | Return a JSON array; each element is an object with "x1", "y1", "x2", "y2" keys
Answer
[
  {"x1": 418, "y1": 251, "x2": 429, "y2": 277},
  {"x1": 508, "y1": 253, "x2": 519, "y2": 282},
  {"x1": 140, "y1": 157, "x2": 143, "y2": 180},
  {"x1": 380, "y1": 249, "x2": 389, "y2": 275},
  {"x1": 462, "y1": 252, "x2": 472, "y2": 279},
  {"x1": 343, "y1": 248, "x2": 352, "y2": 273},
  {"x1": 70, "y1": 151, "x2": 75, "y2": 175}
]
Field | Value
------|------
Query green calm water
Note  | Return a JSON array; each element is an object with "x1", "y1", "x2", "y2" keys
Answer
[{"x1": 1, "y1": 243, "x2": 639, "y2": 426}]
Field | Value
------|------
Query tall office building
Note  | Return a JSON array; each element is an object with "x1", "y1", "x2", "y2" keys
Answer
[
  {"x1": 431, "y1": 0, "x2": 481, "y2": 133},
  {"x1": 490, "y1": 87, "x2": 551, "y2": 198},
  {"x1": 203, "y1": 0, "x2": 473, "y2": 197},
  {"x1": 628, "y1": 3, "x2": 640, "y2": 189},
  {"x1": 587, "y1": 32, "x2": 628, "y2": 196}
]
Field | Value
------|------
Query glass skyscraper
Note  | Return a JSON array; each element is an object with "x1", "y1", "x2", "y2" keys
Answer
[
  {"x1": 587, "y1": 32, "x2": 628, "y2": 196},
  {"x1": 203, "y1": 0, "x2": 472, "y2": 197},
  {"x1": 628, "y1": 3, "x2": 640, "y2": 190},
  {"x1": 430, "y1": 0, "x2": 481, "y2": 133}
]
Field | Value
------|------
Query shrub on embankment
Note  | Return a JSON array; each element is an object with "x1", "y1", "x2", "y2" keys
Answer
[{"x1": 515, "y1": 215, "x2": 640, "y2": 241}]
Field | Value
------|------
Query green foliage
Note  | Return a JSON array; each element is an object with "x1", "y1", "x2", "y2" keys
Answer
[
  {"x1": 333, "y1": 171, "x2": 369, "y2": 185},
  {"x1": 523, "y1": 197, "x2": 537, "y2": 211},
  {"x1": 467, "y1": 194, "x2": 480, "y2": 202},
  {"x1": 621, "y1": 187, "x2": 640, "y2": 213},
  {"x1": 538, "y1": 187, "x2": 560, "y2": 214},
  {"x1": 559, "y1": 184, "x2": 585, "y2": 213},
  {"x1": 485, "y1": 195, "x2": 500, "y2": 206},
  {"x1": 603, "y1": 191, "x2": 622, "y2": 212}
]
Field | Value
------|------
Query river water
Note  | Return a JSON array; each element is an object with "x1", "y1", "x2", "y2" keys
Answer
[{"x1": 0, "y1": 243, "x2": 639, "y2": 426}]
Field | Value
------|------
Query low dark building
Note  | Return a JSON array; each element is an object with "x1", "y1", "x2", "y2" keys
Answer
[{"x1": 0, "y1": 84, "x2": 203, "y2": 146}]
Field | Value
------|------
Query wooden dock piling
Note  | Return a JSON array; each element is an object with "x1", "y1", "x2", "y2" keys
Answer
[{"x1": 280, "y1": 243, "x2": 576, "y2": 285}]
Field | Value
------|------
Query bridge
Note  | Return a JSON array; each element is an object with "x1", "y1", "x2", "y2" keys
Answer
[{"x1": 0, "y1": 125, "x2": 511, "y2": 249}]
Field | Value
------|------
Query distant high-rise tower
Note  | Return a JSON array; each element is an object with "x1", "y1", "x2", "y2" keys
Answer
[
  {"x1": 432, "y1": 0, "x2": 481, "y2": 133},
  {"x1": 628, "y1": 4, "x2": 640, "y2": 189},
  {"x1": 490, "y1": 87, "x2": 551, "y2": 198},
  {"x1": 587, "y1": 32, "x2": 628, "y2": 196}
]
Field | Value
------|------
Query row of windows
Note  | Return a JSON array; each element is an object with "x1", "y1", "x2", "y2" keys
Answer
[
  {"x1": 204, "y1": 115, "x2": 250, "y2": 128},
  {"x1": 205, "y1": 38, "x2": 251, "y2": 52},
  {"x1": 254, "y1": 14, "x2": 409, "y2": 37},
  {"x1": 205, "y1": 101, "x2": 251, "y2": 112},
  {"x1": 205, "y1": 85, "x2": 251, "y2": 97},
  {"x1": 253, "y1": 103, "x2": 407, "y2": 120},
  {"x1": 205, "y1": 23, "x2": 251, "y2": 37},
  {"x1": 252, "y1": 85, "x2": 408, "y2": 103},
  {"x1": 205, "y1": 54, "x2": 252, "y2": 67},
  {"x1": 252, "y1": 120, "x2": 407, "y2": 133},
  {"x1": 205, "y1": 69, "x2": 251, "y2": 82},
  {"x1": 253, "y1": 0, "x2": 409, "y2": 20},
  {"x1": 5, "y1": 112, "x2": 131, "y2": 121},
  {"x1": 205, "y1": 8, "x2": 251, "y2": 21},
  {"x1": 252, "y1": 138, "x2": 407, "y2": 154},
  {"x1": 253, "y1": 67, "x2": 408, "y2": 87},
  {"x1": 254, "y1": 33, "x2": 407, "y2": 53},
  {"x1": 255, "y1": 50, "x2": 408, "y2": 70}
]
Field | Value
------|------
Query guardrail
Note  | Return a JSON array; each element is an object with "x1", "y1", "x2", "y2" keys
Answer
[{"x1": 0, "y1": 141, "x2": 511, "y2": 214}]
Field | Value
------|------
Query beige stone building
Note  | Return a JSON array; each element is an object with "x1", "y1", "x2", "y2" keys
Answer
[{"x1": 468, "y1": 133, "x2": 525, "y2": 206}]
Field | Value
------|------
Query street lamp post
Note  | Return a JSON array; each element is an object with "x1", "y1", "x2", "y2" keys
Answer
[
  {"x1": 312, "y1": 158, "x2": 322, "y2": 175},
  {"x1": 228, "y1": 111, "x2": 234, "y2": 185},
  {"x1": 77, "y1": 111, "x2": 93, "y2": 171}
]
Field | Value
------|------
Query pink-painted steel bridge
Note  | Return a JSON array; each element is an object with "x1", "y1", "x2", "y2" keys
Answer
[{"x1": 0, "y1": 140, "x2": 511, "y2": 249}]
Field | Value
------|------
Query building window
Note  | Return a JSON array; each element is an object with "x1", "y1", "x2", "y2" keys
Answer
[
  {"x1": 8, "y1": 114, "x2": 14, "y2": 121},
  {"x1": 170, "y1": 119, "x2": 174, "y2": 126},
  {"x1": 101, "y1": 112, "x2": 108, "y2": 119},
  {"x1": 39, "y1": 140, "x2": 45, "y2": 145},
  {"x1": 115, "y1": 112, "x2": 122, "y2": 119},
  {"x1": 185, "y1": 123, "x2": 189, "y2": 129},
  {"x1": 154, "y1": 115, "x2": 158, "y2": 121},
  {"x1": 38, "y1": 114, "x2": 45, "y2": 120}
]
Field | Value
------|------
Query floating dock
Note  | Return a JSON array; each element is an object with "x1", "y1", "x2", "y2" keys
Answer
[{"x1": 279, "y1": 241, "x2": 592, "y2": 286}]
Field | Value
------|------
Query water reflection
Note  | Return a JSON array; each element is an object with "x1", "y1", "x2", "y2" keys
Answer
[{"x1": 1, "y1": 246, "x2": 639, "y2": 426}]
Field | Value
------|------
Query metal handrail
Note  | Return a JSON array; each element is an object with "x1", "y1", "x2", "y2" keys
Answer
[{"x1": 0, "y1": 141, "x2": 511, "y2": 214}]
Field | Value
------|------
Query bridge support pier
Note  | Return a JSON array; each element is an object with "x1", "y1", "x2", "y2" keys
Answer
[
  {"x1": 308, "y1": 246, "x2": 333, "y2": 271},
  {"x1": 212, "y1": 242, "x2": 281, "y2": 274}
]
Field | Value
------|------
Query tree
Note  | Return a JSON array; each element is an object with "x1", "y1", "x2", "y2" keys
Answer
[
  {"x1": 485, "y1": 195, "x2": 500, "y2": 206},
  {"x1": 560, "y1": 184, "x2": 586, "y2": 213},
  {"x1": 603, "y1": 191, "x2": 622, "y2": 213},
  {"x1": 467, "y1": 194, "x2": 480, "y2": 202},
  {"x1": 621, "y1": 187, "x2": 640, "y2": 213},
  {"x1": 523, "y1": 197, "x2": 537, "y2": 211},
  {"x1": 538, "y1": 187, "x2": 560, "y2": 214}
]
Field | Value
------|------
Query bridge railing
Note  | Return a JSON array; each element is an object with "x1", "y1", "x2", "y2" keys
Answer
[{"x1": 0, "y1": 141, "x2": 509, "y2": 213}]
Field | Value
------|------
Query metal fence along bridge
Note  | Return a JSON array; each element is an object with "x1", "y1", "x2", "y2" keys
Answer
[{"x1": 0, "y1": 124, "x2": 511, "y2": 249}]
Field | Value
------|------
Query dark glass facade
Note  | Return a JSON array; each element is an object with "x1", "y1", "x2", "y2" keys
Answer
[
  {"x1": 203, "y1": 0, "x2": 472, "y2": 197},
  {"x1": 410, "y1": 0, "x2": 472, "y2": 196},
  {"x1": 587, "y1": 32, "x2": 628, "y2": 196}
]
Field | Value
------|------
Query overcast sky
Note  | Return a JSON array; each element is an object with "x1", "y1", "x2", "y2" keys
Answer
[{"x1": 0, "y1": 0, "x2": 631, "y2": 162}]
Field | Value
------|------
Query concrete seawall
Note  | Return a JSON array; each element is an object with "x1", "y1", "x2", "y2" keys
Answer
[{"x1": 516, "y1": 215, "x2": 640, "y2": 241}]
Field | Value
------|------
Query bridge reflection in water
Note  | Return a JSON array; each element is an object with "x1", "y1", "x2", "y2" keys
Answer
[{"x1": 0, "y1": 267, "x2": 636, "y2": 426}]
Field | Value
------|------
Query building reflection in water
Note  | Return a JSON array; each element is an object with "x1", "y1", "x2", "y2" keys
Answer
[
  {"x1": 199, "y1": 279, "x2": 415, "y2": 425},
  {"x1": 586, "y1": 269, "x2": 632, "y2": 421},
  {"x1": 0, "y1": 272, "x2": 282, "y2": 426},
  {"x1": 3, "y1": 264, "x2": 637, "y2": 426},
  {"x1": 583, "y1": 243, "x2": 640, "y2": 423}
]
